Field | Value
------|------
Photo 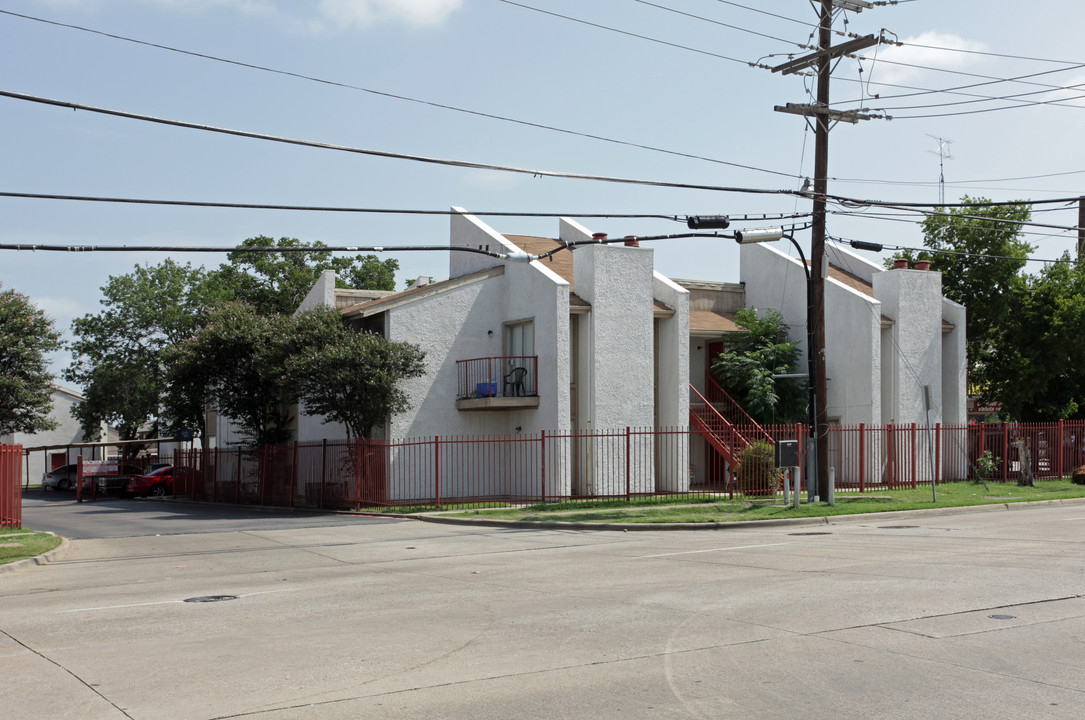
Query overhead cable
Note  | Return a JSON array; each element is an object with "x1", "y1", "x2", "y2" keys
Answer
[
  {"x1": 0, "y1": 226, "x2": 816, "y2": 259},
  {"x1": 0, "y1": 9, "x2": 799, "y2": 179},
  {"x1": 0, "y1": 89, "x2": 790, "y2": 196}
]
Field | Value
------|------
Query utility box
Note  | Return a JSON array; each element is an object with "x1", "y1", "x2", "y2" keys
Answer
[{"x1": 775, "y1": 440, "x2": 799, "y2": 468}]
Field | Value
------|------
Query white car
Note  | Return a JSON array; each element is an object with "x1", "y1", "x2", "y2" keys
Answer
[{"x1": 42, "y1": 464, "x2": 80, "y2": 491}]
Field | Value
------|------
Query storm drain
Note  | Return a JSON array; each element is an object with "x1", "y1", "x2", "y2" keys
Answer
[
  {"x1": 183, "y1": 595, "x2": 239, "y2": 603},
  {"x1": 788, "y1": 532, "x2": 832, "y2": 536},
  {"x1": 989, "y1": 614, "x2": 1016, "y2": 620},
  {"x1": 878, "y1": 525, "x2": 919, "y2": 529}
]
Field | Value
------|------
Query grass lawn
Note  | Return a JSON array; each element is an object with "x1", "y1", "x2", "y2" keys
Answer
[
  {"x1": 0, "y1": 529, "x2": 64, "y2": 565},
  {"x1": 438, "y1": 479, "x2": 1085, "y2": 524}
]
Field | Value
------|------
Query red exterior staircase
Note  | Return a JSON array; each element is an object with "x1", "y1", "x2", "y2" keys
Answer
[{"x1": 689, "y1": 377, "x2": 773, "y2": 470}]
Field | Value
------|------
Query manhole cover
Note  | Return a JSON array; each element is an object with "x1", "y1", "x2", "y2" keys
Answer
[
  {"x1": 788, "y1": 532, "x2": 831, "y2": 536},
  {"x1": 989, "y1": 614, "x2": 1016, "y2": 620},
  {"x1": 878, "y1": 525, "x2": 919, "y2": 529},
  {"x1": 183, "y1": 595, "x2": 239, "y2": 603}
]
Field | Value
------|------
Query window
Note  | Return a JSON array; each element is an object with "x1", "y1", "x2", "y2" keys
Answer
[{"x1": 504, "y1": 319, "x2": 534, "y2": 359}]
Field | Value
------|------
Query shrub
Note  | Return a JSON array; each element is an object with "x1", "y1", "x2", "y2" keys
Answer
[
  {"x1": 974, "y1": 450, "x2": 1000, "y2": 485},
  {"x1": 736, "y1": 441, "x2": 781, "y2": 496}
]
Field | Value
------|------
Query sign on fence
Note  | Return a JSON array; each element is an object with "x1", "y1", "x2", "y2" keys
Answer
[{"x1": 81, "y1": 460, "x2": 119, "y2": 476}]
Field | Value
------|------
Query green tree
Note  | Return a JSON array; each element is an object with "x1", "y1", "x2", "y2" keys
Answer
[
  {"x1": 711, "y1": 307, "x2": 807, "y2": 425},
  {"x1": 166, "y1": 305, "x2": 426, "y2": 446},
  {"x1": 919, "y1": 196, "x2": 1033, "y2": 389},
  {"x1": 215, "y1": 236, "x2": 398, "y2": 315},
  {"x1": 285, "y1": 308, "x2": 426, "y2": 440},
  {"x1": 985, "y1": 254, "x2": 1085, "y2": 420},
  {"x1": 0, "y1": 284, "x2": 63, "y2": 436},
  {"x1": 164, "y1": 303, "x2": 294, "y2": 447},
  {"x1": 65, "y1": 260, "x2": 231, "y2": 443}
]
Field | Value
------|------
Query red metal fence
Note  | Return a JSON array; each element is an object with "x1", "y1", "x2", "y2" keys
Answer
[
  {"x1": 1, "y1": 444, "x2": 22, "y2": 528},
  {"x1": 171, "y1": 421, "x2": 1085, "y2": 512}
]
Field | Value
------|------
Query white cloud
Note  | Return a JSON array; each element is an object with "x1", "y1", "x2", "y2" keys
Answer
[
  {"x1": 33, "y1": 295, "x2": 94, "y2": 324},
  {"x1": 316, "y1": 0, "x2": 463, "y2": 29},
  {"x1": 30, "y1": 0, "x2": 463, "y2": 28},
  {"x1": 862, "y1": 31, "x2": 988, "y2": 87}
]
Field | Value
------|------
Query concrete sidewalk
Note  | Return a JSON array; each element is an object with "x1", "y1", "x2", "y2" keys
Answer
[{"x1": 2, "y1": 503, "x2": 1083, "y2": 719}]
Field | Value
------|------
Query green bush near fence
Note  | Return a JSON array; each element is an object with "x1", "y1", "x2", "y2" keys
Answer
[{"x1": 735, "y1": 440, "x2": 782, "y2": 496}]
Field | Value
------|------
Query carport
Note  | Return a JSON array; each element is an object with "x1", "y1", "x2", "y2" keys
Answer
[{"x1": 20, "y1": 436, "x2": 187, "y2": 499}]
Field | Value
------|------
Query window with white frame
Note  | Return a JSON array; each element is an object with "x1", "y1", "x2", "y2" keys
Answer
[{"x1": 504, "y1": 319, "x2": 534, "y2": 359}]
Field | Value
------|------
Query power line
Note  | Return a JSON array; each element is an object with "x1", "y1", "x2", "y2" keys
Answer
[
  {"x1": 4, "y1": 90, "x2": 1080, "y2": 218},
  {"x1": 0, "y1": 190, "x2": 814, "y2": 225},
  {"x1": 0, "y1": 89, "x2": 792, "y2": 197},
  {"x1": 496, "y1": 0, "x2": 773, "y2": 68},
  {"x1": 0, "y1": 226, "x2": 819, "y2": 258},
  {"x1": 0, "y1": 192, "x2": 679, "y2": 221},
  {"x1": 0, "y1": 9, "x2": 799, "y2": 180},
  {"x1": 496, "y1": 3, "x2": 1085, "y2": 117},
  {"x1": 829, "y1": 209, "x2": 1081, "y2": 238},
  {"x1": 896, "y1": 38, "x2": 1085, "y2": 67},
  {"x1": 831, "y1": 234, "x2": 1082, "y2": 265},
  {"x1": 631, "y1": 0, "x2": 806, "y2": 47}
]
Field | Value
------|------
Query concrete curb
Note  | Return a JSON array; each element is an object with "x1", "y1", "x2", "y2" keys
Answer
[
  {"x1": 415, "y1": 496, "x2": 1085, "y2": 532},
  {"x1": 0, "y1": 533, "x2": 71, "y2": 574}
]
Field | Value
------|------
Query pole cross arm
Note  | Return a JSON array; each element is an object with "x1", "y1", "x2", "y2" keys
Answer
[{"x1": 771, "y1": 34, "x2": 881, "y2": 75}]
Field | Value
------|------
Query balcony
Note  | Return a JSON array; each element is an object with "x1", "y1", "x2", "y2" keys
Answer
[{"x1": 455, "y1": 356, "x2": 540, "y2": 411}]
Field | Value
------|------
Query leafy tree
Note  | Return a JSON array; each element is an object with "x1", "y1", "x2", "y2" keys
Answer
[
  {"x1": 984, "y1": 254, "x2": 1085, "y2": 420},
  {"x1": 215, "y1": 236, "x2": 398, "y2": 315},
  {"x1": 164, "y1": 303, "x2": 294, "y2": 447},
  {"x1": 65, "y1": 260, "x2": 231, "y2": 443},
  {"x1": 166, "y1": 305, "x2": 425, "y2": 446},
  {"x1": 711, "y1": 307, "x2": 807, "y2": 424},
  {"x1": 918, "y1": 196, "x2": 1033, "y2": 388},
  {"x1": 0, "y1": 284, "x2": 63, "y2": 436},
  {"x1": 285, "y1": 308, "x2": 426, "y2": 440}
]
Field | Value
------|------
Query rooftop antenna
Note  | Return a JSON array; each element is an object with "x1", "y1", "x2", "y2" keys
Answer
[{"x1": 927, "y1": 135, "x2": 953, "y2": 205}]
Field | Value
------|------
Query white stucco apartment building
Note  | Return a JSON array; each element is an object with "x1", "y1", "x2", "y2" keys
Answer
[
  {"x1": 294, "y1": 209, "x2": 691, "y2": 498},
  {"x1": 281, "y1": 209, "x2": 966, "y2": 498},
  {"x1": 740, "y1": 241, "x2": 967, "y2": 430}
]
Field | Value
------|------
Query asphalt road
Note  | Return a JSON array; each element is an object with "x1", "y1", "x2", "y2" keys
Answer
[{"x1": 2, "y1": 501, "x2": 1084, "y2": 719}]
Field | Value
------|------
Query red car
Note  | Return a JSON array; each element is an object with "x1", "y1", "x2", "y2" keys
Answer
[{"x1": 126, "y1": 466, "x2": 198, "y2": 498}]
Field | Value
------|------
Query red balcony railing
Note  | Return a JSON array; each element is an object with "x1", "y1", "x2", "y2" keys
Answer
[{"x1": 456, "y1": 356, "x2": 538, "y2": 399}]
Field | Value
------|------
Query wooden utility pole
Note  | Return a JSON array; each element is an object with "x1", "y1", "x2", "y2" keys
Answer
[
  {"x1": 773, "y1": 0, "x2": 884, "y2": 500},
  {"x1": 811, "y1": 0, "x2": 832, "y2": 501},
  {"x1": 1078, "y1": 196, "x2": 1084, "y2": 262}
]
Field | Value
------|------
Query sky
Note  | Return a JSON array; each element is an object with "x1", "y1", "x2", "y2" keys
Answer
[{"x1": 3, "y1": 0, "x2": 1085, "y2": 378}]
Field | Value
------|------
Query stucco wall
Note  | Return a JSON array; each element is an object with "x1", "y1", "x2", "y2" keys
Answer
[
  {"x1": 941, "y1": 298, "x2": 967, "y2": 426},
  {"x1": 574, "y1": 243, "x2": 657, "y2": 493},
  {"x1": 825, "y1": 277, "x2": 882, "y2": 425},
  {"x1": 448, "y1": 207, "x2": 517, "y2": 279},
  {"x1": 295, "y1": 269, "x2": 336, "y2": 314},
  {"x1": 740, "y1": 242, "x2": 881, "y2": 426},
  {"x1": 874, "y1": 268, "x2": 944, "y2": 426}
]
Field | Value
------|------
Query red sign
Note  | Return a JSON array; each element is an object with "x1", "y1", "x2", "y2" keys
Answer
[
  {"x1": 970, "y1": 400, "x2": 1003, "y2": 414},
  {"x1": 82, "y1": 460, "x2": 118, "y2": 476}
]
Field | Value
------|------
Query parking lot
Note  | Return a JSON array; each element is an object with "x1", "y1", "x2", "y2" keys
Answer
[{"x1": 3, "y1": 499, "x2": 1085, "y2": 719}]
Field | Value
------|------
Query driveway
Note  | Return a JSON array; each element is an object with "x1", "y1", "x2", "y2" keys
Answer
[
  {"x1": 2, "y1": 502, "x2": 1084, "y2": 718},
  {"x1": 20, "y1": 491, "x2": 400, "y2": 539}
]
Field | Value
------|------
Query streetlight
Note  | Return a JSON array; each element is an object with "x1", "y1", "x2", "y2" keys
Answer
[{"x1": 734, "y1": 228, "x2": 818, "y2": 495}]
